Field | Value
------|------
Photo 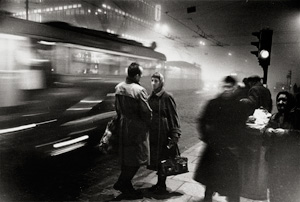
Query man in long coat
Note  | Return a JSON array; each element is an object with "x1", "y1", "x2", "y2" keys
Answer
[
  {"x1": 194, "y1": 76, "x2": 248, "y2": 202},
  {"x1": 113, "y1": 62, "x2": 152, "y2": 198}
]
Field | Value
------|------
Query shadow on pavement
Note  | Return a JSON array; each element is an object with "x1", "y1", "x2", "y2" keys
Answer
[{"x1": 107, "y1": 187, "x2": 184, "y2": 201}]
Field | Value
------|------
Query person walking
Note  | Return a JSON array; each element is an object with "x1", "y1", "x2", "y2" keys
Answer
[
  {"x1": 147, "y1": 72, "x2": 181, "y2": 194},
  {"x1": 263, "y1": 91, "x2": 300, "y2": 202},
  {"x1": 194, "y1": 76, "x2": 248, "y2": 202},
  {"x1": 113, "y1": 62, "x2": 152, "y2": 199}
]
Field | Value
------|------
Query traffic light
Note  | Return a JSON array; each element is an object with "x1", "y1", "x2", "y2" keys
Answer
[
  {"x1": 250, "y1": 28, "x2": 273, "y2": 67},
  {"x1": 250, "y1": 31, "x2": 260, "y2": 57}
]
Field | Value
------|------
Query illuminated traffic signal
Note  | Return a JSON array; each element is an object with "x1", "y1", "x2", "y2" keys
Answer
[
  {"x1": 250, "y1": 28, "x2": 273, "y2": 67},
  {"x1": 259, "y1": 29, "x2": 273, "y2": 66}
]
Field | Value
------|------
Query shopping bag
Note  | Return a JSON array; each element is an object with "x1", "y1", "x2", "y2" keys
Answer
[{"x1": 160, "y1": 144, "x2": 189, "y2": 176}]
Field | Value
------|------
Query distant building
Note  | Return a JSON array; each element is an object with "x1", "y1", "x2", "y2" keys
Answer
[{"x1": 8, "y1": 0, "x2": 160, "y2": 46}]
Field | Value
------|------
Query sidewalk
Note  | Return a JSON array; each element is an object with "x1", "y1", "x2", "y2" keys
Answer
[{"x1": 97, "y1": 142, "x2": 269, "y2": 202}]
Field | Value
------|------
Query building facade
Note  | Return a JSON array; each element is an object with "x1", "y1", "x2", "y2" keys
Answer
[{"x1": 7, "y1": 0, "x2": 162, "y2": 46}]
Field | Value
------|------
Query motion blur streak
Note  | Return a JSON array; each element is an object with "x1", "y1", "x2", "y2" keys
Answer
[
  {"x1": 51, "y1": 142, "x2": 86, "y2": 156},
  {"x1": 53, "y1": 135, "x2": 89, "y2": 148},
  {"x1": 0, "y1": 124, "x2": 36, "y2": 134},
  {"x1": 80, "y1": 100, "x2": 103, "y2": 103}
]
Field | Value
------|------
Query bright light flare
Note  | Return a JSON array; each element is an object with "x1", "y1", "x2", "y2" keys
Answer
[
  {"x1": 155, "y1": 23, "x2": 160, "y2": 30},
  {"x1": 154, "y1": 23, "x2": 169, "y2": 35},
  {"x1": 161, "y1": 24, "x2": 169, "y2": 34},
  {"x1": 199, "y1": 41, "x2": 205, "y2": 45},
  {"x1": 260, "y1": 50, "x2": 269, "y2": 58}
]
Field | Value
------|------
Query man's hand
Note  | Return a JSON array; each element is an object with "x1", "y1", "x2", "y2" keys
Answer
[
  {"x1": 274, "y1": 128, "x2": 287, "y2": 137},
  {"x1": 265, "y1": 128, "x2": 287, "y2": 137}
]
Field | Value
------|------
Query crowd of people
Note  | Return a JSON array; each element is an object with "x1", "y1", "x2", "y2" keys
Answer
[{"x1": 109, "y1": 62, "x2": 300, "y2": 202}]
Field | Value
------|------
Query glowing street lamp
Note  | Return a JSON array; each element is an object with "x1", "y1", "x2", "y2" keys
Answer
[{"x1": 161, "y1": 24, "x2": 169, "y2": 34}]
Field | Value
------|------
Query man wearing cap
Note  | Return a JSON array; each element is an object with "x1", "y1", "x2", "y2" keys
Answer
[{"x1": 241, "y1": 75, "x2": 272, "y2": 113}]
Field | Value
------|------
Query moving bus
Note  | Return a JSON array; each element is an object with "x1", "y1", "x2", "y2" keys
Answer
[{"x1": 0, "y1": 14, "x2": 166, "y2": 157}]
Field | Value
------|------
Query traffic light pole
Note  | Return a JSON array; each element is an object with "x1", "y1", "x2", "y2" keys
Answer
[
  {"x1": 250, "y1": 28, "x2": 273, "y2": 86},
  {"x1": 262, "y1": 65, "x2": 268, "y2": 85}
]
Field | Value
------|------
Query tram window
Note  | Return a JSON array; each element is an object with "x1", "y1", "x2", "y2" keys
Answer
[{"x1": 68, "y1": 48, "x2": 123, "y2": 76}]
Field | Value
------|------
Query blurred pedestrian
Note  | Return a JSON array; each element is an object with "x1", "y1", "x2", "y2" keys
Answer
[
  {"x1": 147, "y1": 72, "x2": 181, "y2": 194},
  {"x1": 263, "y1": 91, "x2": 300, "y2": 202},
  {"x1": 194, "y1": 76, "x2": 248, "y2": 202},
  {"x1": 241, "y1": 75, "x2": 272, "y2": 113},
  {"x1": 113, "y1": 62, "x2": 152, "y2": 198},
  {"x1": 234, "y1": 77, "x2": 250, "y2": 101}
]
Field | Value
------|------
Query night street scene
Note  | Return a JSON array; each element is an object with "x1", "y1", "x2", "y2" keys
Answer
[{"x1": 0, "y1": 0, "x2": 300, "y2": 202}]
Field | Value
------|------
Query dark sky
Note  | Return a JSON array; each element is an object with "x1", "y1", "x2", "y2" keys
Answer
[{"x1": 151, "y1": 0, "x2": 300, "y2": 89}]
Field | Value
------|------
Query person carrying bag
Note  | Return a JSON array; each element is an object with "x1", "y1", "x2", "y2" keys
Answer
[{"x1": 147, "y1": 72, "x2": 184, "y2": 194}]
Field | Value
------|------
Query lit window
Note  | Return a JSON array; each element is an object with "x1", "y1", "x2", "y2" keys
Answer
[
  {"x1": 68, "y1": 5, "x2": 72, "y2": 9},
  {"x1": 73, "y1": 4, "x2": 77, "y2": 8},
  {"x1": 64, "y1": 6, "x2": 68, "y2": 10}
]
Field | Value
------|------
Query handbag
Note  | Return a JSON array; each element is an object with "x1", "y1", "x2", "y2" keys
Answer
[{"x1": 160, "y1": 144, "x2": 189, "y2": 176}]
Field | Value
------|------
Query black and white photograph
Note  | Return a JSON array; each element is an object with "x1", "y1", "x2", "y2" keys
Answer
[{"x1": 0, "y1": 0, "x2": 299, "y2": 201}]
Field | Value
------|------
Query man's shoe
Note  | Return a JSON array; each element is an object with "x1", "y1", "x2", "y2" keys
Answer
[
  {"x1": 113, "y1": 181, "x2": 126, "y2": 192},
  {"x1": 149, "y1": 184, "x2": 167, "y2": 195}
]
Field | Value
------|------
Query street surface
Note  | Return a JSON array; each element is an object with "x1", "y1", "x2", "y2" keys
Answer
[{"x1": 0, "y1": 90, "x2": 213, "y2": 202}]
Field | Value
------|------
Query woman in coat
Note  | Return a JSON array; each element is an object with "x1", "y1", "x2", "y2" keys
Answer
[
  {"x1": 263, "y1": 91, "x2": 300, "y2": 202},
  {"x1": 147, "y1": 72, "x2": 181, "y2": 194}
]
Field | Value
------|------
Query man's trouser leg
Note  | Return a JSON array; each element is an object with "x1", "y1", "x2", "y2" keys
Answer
[{"x1": 115, "y1": 165, "x2": 139, "y2": 193}]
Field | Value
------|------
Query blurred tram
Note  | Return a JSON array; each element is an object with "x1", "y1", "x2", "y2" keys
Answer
[{"x1": 0, "y1": 14, "x2": 201, "y2": 157}]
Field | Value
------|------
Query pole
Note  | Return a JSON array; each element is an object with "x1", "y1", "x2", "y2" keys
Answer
[
  {"x1": 26, "y1": 0, "x2": 29, "y2": 20},
  {"x1": 289, "y1": 70, "x2": 292, "y2": 92},
  {"x1": 262, "y1": 65, "x2": 268, "y2": 85}
]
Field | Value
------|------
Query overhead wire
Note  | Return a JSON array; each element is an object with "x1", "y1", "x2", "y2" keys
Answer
[{"x1": 80, "y1": 0, "x2": 190, "y2": 47}]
